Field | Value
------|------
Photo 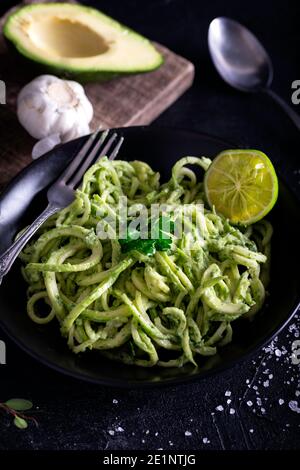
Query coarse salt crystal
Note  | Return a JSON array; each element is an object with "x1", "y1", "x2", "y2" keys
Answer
[
  {"x1": 289, "y1": 400, "x2": 300, "y2": 414},
  {"x1": 229, "y1": 408, "x2": 235, "y2": 415},
  {"x1": 216, "y1": 405, "x2": 224, "y2": 412},
  {"x1": 185, "y1": 431, "x2": 192, "y2": 436},
  {"x1": 279, "y1": 399, "x2": 284, "y2": 405},
  {"x1": 247, "y1": 401, "x2": 253, "y2": 407}
]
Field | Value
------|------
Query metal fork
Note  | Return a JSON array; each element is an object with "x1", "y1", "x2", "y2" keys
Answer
[{"x1": 0, "y1": 129, "x2": 124, "y2": 284}]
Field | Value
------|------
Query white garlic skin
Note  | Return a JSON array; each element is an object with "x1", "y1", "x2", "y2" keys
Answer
[
  {"x1": 32, "y1": 133, "x2": 62, "y2": 160},
  {"x1": 17, "y1": 75, "x2": 93, "y2": 142}
]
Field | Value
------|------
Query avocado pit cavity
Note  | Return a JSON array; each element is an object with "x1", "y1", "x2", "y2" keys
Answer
[{"x1": 27, "y1": 17, "x2": 110, "y2": 59}]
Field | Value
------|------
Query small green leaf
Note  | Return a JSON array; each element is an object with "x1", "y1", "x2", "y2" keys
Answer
[
  {"x1": 13, "y1": 416, "x2": 28, "y2": 429},
  {"x1": 5, "y1": 398, "x2": 33, "y2": 411},
  {"x1": 119, "y1": 216, "x2": 174, "y2": 256}
]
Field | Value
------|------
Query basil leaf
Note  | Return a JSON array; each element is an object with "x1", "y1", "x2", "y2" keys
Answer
[
  {"x1": 119, "y1": 216, "x2": 174, "y2": 256},
  {"x1": 13, "y1": 416, "x2": 28, "y2": 429},
  {"x1": 5, "y1": 399, "x2": 33, "y2": 411}
]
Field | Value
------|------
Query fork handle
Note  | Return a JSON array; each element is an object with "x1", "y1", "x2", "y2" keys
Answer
[{"x1": 0, "y1": 203, "x2": 59, "y2": 285}]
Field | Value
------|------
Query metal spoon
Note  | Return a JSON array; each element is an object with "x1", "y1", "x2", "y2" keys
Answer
[{"x1": 208, "y1": 17, "x2": 300, "y2": 130}]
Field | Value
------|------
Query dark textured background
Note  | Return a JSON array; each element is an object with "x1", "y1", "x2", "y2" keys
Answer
[{"x1": 0, "y1": 0, "x2": 300, "y2": 451}]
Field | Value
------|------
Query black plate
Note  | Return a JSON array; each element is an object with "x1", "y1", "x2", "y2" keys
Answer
[{"x1": 0, "y1": 126, "x2": 299, "y2": 387}]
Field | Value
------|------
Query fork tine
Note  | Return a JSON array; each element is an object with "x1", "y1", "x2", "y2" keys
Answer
[
  {"x1": 67, "y1": 129, "x2": 111, "y2": 188},
  {"x1": 69, "y1": 132, "x2": 122, "y2": 189},
  {"x1": 71, "y1": 134, "x2": 124, "y2": 189},
  {"x1": 108, "y1": 136, "x2": 124, "y2": 160},
  {"x1": 59, "y1": 127, "x2": 102, "y2": 184},
  {"x1": 69, "y1": 132, "x2": 121, "y2": 188},
  {"x1": 98, "y1": 132, "x2": 117, "y2": 157}
]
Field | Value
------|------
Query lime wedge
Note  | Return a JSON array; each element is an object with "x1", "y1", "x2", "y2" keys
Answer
[{"x1": 204, "y1": 149, "x2": 278, "y2": 225}]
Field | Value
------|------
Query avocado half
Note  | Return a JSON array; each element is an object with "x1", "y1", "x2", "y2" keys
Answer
[{"x1": 3, "y1": 3, "x2": 163, "y2": 82}]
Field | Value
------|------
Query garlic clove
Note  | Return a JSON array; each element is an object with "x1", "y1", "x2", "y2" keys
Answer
[
  {"x1": 66, "y1": 80, "x2": 94, "y2": 122},
  {"x1": 62, "y1": 121, "x2": 91, "y2": 142},
  {"x1": 32, "y1": 133, "x2": 61, "y2": 159},
  {"x1": 18, "y1": 90, "x2": 62, "y2": 139},
  {"x1": 77, "y1": 98, "x2": 94, "y2": 123},
  {"x1": 52, "y1": 108, "x2": 78, "y2": 136}
]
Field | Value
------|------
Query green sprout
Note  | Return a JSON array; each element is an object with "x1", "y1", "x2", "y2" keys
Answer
[{"x1": 0, "y1": 398, "x2": 37, "y2": 429}]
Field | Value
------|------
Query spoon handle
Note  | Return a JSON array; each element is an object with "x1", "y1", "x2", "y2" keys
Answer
[{"x1": 265, "y1": 89, "x2": 300, "y2": 131}]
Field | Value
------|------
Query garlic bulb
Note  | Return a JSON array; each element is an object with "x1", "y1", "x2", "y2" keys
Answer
[{"x1": 17, "y1": 75, "x2": 94, "y2": 158}]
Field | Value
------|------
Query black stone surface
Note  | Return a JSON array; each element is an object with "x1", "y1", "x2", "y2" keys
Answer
[{"x1": 0, "y1": 0, "x2": 299, "y2": 451}]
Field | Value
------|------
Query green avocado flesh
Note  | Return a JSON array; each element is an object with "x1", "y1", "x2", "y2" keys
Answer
[{"x1": 3, "y1": 3, "x2": 163, "y2": 82}]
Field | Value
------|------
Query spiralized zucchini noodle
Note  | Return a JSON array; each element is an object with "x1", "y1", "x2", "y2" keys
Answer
[{"x1": 20, "y1": 156, "x2": 272, "y2": 368}]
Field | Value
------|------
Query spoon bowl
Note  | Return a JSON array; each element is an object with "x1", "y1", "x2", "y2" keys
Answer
[{"x1": 208, "y1": 17, "x2": 273, "y2": 92}]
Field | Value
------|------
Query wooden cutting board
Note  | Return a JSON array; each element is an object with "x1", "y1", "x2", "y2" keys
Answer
[{"x1": 0, "y1": 0, "x2": 194, "y2": 190}]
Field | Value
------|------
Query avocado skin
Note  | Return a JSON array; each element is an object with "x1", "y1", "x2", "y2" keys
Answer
[
  {"x1": 3, "y1": 3, "x2": 164, "y2": 83},
  {"x1": 4, "y1": 39, "x2": 163, "y2": 83}
]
